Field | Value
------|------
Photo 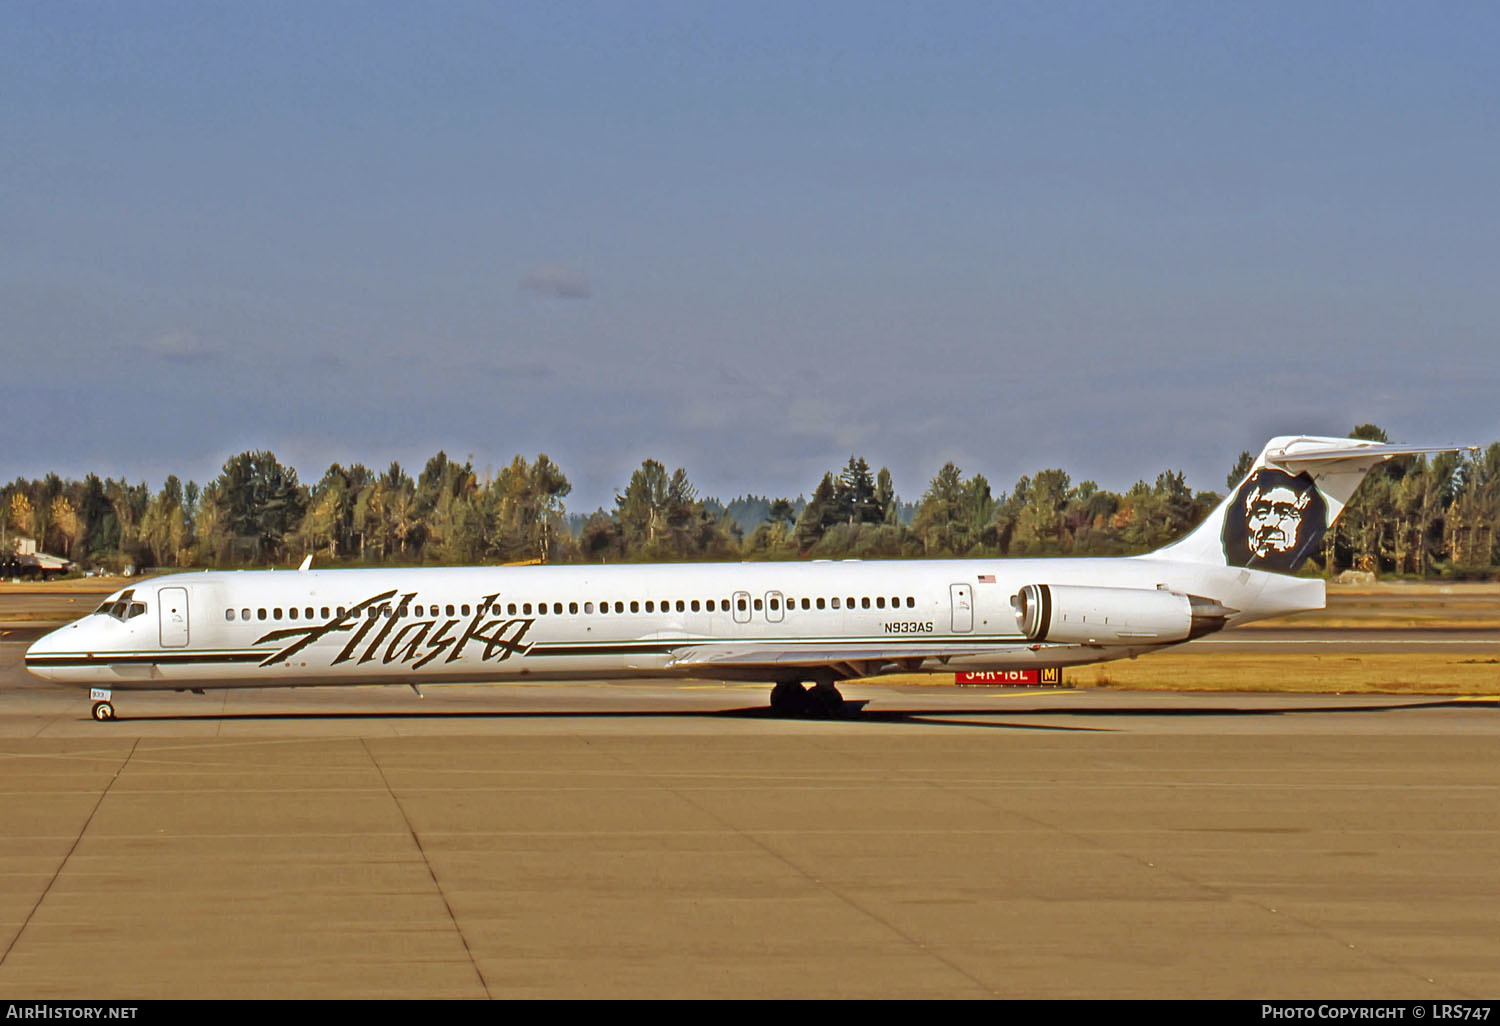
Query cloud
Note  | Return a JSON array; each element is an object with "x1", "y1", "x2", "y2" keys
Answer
[
  {"x1": 519, "y1": 265, "x2": 591, "y2": 300},
  {"x1": 459, "y1": 358, "x2": 555, "y2": 382},
  {"x1": 140, "y1": 330, "x2": 219, "y2": 361},
  {"x1": 784, "y1": 397, "x2": 875, "y2": 452}
]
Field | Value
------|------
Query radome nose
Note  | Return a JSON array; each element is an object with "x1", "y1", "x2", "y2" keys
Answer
[{"x1": 23, "y1": 627, "x2": 65, "y2": 680}]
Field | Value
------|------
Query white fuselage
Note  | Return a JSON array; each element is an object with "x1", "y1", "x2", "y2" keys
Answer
[{"x1": 24, "y1": 557, "x2": 1324, "y2": 693}]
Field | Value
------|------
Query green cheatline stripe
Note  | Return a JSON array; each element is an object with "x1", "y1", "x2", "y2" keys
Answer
[
  {"x1": 27, "y1": 634, "x2": 1033, "y2": 668},
  {"x1": 26, "y1": 652, "x2": 267, "y2": 667},
  {"x1": 525, "y1": 636, "x2": 1029, "y2": 657},
  {"x1": 529, "y1": 643, "x2": 681, "y2": 658}
]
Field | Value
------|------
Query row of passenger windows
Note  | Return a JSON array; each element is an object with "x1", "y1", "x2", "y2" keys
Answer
[{"x1": 225, "y1": 594, "x2": 920, "y2": 622}]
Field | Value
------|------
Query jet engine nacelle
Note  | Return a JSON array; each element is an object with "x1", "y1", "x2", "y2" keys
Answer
[{"x1": 1011, "y1": 584, "x2": 1232, "y2": 646}]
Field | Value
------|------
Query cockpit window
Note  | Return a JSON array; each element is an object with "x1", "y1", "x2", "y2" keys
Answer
[{"x1": 94, "y1": 590, "x2": 147, "y2": 621}]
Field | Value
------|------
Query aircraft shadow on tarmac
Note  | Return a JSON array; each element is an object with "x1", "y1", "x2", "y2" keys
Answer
[
  {"x1": 89, "y1": 708, "x2": 1110, "y2": 732},
  {"x1": 79, "y1": 696, "x2": 1493, "y2": 731}
]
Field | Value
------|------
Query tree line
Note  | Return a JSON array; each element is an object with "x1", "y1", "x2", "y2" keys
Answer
[{"x1": 4, "y1": 425, "x2": 1497, "y2": 577}]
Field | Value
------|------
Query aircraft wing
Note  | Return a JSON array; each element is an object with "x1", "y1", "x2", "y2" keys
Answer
[{"x1": 665, "y1": 641, "x2": 1027, "y2": 679}]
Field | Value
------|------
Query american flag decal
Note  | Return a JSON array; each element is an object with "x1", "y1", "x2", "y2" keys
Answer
[{"x1": 977, "y1": 574, "x2": 995, "y2": 583}]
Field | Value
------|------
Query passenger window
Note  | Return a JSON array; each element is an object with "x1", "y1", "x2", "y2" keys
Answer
[
  {"x1": 508, "y1": 603, "x2": 517, "y2": 615},
  {"x1": 258, "y1": 608, "x2": 267, "y2": 620},
  {"x1": 690, "y1": 600, "x2": 700, "y2": 612},
  {"x1": 289, "y1": 608, "x2": 299, "y2": 620},
  {"x1": 768, "y1": 598, "x2": 779, "y2": 611},
  {"x1": 463, "y1": 605, "x2": 472, "y2": 616},
  {"x1": 274, "y1": 608, "x2": 283, "y2": 620},
  {"x1": 802, "y1": 598, "x2": 811, "y2": 610},
  {"x1": 705, "y1": 600, "x2": 715, "y2": 612},
  {"x1": 600, "y1": 602, "x2": 609, "y2": 614},
  {"x1": 585, "y1": 602, "x2": 594, "y2": 614},
  {"x1": 847, "y1": 597, "x2": 856, "y2": 609},
  {"x1": 816, "y1": 598, "x2": 825, "y2": 609},
  {"x1": 322, "y1": 607, "x2": 330, "y2": 619},
  {"x1": 876, "y1": 597, "x2": 885, "y2": 609},
  {"x1": 226, "y1": 609, "x2": 235, "y2": 621},
  {"x1": 907, "y1": 597, "x2": 916, "y2": 608},
  {"x1": 630, "y1": 601, "x2": 639, "y2": 613},
  {"x1": 645, "y1": 601, "x2": 654, "y2": 613},
  {"x1": 243, "y1": 608, "x2": 251, "y2": 620},
  {"x1": 753, "y1": 598, "x2": 763, "y2": 611},
  {"x1": 569, "y1": 602, "x2": 579, "y2": 614},
  {"x1": 736, "y1": 597, "x2": 747, "y2": 612},
  {"x1": 831, "y1": 598, "x2": 840, "y2": 609},
  {"x1": 538, "y1": 604, "x2": 547, "y2": 616},
  {"x1": 675, "y1": 600, "x2": 685, "y2": 612}
]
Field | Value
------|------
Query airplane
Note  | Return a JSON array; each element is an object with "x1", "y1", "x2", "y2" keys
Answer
[{"x1": 24, "y1": 435, "x2": 1473, "y2": 722}]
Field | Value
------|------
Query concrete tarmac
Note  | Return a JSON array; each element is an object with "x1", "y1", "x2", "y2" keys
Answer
[{"x1": 1, "y1": 634, "x2": 1499, "y2": 999}]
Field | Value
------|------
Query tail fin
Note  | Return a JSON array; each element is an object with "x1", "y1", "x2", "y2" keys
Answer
[{"x1": 1147, "y1": 435, "x2": 1474, "y2": 573}]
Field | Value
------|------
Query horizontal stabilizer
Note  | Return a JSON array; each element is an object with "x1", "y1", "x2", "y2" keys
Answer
[{"x1": 1263, "y1": 440, "x2": 1477, "y2": 467}]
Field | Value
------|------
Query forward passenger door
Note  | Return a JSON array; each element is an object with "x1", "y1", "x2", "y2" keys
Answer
[{"x1": 159, "y1": 586, "x2": 190, "y2": 648}]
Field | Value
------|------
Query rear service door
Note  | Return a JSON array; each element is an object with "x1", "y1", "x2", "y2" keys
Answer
[{"x1": 159, "y1": 586, "x2": 190, "y2": 648}]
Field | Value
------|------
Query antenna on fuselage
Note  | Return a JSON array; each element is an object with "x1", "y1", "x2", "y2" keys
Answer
[{"x1": 298, "y1": 555, "x2": 312, "y2": 572}]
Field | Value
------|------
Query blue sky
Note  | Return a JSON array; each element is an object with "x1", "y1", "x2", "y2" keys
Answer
[{"x1": 4, "y1": 2, "x2": 1497, "y2": 508}]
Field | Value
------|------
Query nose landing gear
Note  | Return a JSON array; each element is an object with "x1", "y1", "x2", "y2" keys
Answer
[{"x1": 89, "y1": 688, "x2": 116, "y2": 722}]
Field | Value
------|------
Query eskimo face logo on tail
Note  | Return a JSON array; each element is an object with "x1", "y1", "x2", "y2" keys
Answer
[{"x1": 1222, "y1": 468, "x2": 1327, "y2": 573}]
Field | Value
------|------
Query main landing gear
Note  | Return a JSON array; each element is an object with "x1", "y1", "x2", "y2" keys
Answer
[{"x1": 769, "y1": 679, "x2": 847, "y2": 719}]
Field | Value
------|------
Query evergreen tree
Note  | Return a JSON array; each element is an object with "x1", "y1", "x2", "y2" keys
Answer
[
  {"x1": 794, "y1": 473, "x2": 839, "y2": 551},
  {"x1": 835, "y1": 456, "x2": 880, "y2": 526},
  {"x1": 215, "y1": 452, "x2": 309, "y2": 564}
]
